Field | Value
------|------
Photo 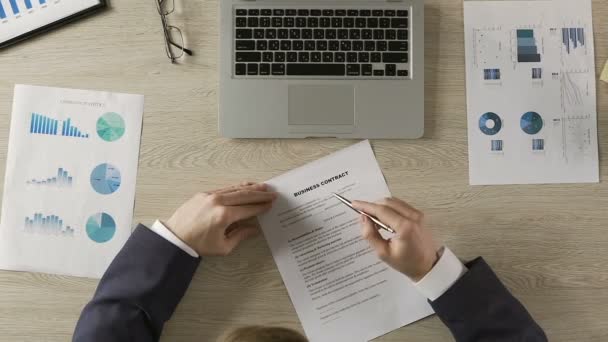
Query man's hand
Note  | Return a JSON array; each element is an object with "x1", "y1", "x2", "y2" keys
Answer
[
  {"x1": 165, "y1": 183, "x2": 277, "y2": 256},
  {"x1": 352, "y1": 198, "x2": 439, "y2": 282}
]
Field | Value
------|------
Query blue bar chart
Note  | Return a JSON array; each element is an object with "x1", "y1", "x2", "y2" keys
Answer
[
  {"x1": 517, "y1": 29, "x2": 541, "y2": 63},
  {"x1": 24, "y1": 213, "x2": 75, "y2": 237},
  {"x1": 483, "y1": 68, "x2": 501, "y2": 80},
  {"x1": 30, "y1": 113, "x2": 90, "y2": 139},
  {"x1": 562, "y1": 28, "x2": 585, "y2": 54},
  {"x1": 26, "y1": 167, "x2": 74, "y2": 187},
  {"x1": 0, "y1": 0, "x2": 48, "y2": 19}
]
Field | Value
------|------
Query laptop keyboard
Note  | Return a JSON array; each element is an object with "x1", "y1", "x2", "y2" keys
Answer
[{"x1": 233, "y1": 8, "x2": 410, "y2": 79}]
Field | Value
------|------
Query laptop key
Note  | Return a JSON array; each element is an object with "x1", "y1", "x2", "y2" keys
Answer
[
  {"x1": 372, "y1": 10, "x2": 383, "y2": 16},
  {"x1": 236, "y1": 40, "x2": 255, "y2": 50},
  {"x1": 347, "y1": 64, "x2": 360, "y2": 76},
  {"x1": 359, "y1": 52, "x2": 370, "y2": 63},
  {"x1": 350, "y1": 29, "x2": 361, "y2": 40},
  {"x1": 347, "y1": 52, "x2": 357, "y2": 62},
  {"x1": 320, "y1": 18, "x2": 331, "y2": 27},
  {"x1": 308, "y1": 17, "x2": 319, "y2": 27},
  {"x1": 344, "y1": 18, "x2": 354, "y2": 28},
  {"x1": 263, "y1": 52, "x2": 274, "y2": 62},
  {"x1": 352, "y1": 41, "x2": 363, "y2": 51},
  {"x1": 293, "y1": 40, "x2": 304, "y2": 50},
  {"x1": 296, "y1": 18, "x2": 307, "y2": 27},
  {"x1": 374, "y1": 69, "x2": 384, "y2": 76},
  {"x1": 338, "y1": 29, "x2": 349, "y2": 39},
  {"x1": 384, "y1": 10, "x2": 396, "y2": 17},
  {"x1": 389, "y1": 41, "x2": 408, "y2": 51},
  {"x1": 326, "y1": 29, "x2": 337, "y2": 39},
  {"x1": 332, "y1": 18, "x2": 343, "y2": 28},
  {"x1": 256, "y1": 40, "x2": 268, "y2": 51},
  {"x1": 278, "y1": 29, "x2": 289, "y2": 39},
  {"x1": 236, "y1": 29, "x2": 252, "y2": 39},
  {"x1": 284, "y1": 17, "x2": 295, "y2": 27},
  {"x1": 261, "y1": 9, "x2": 272, "y2": 16},
  {"x1": 298, "y1": 52, "x2": 310, "y2": 62},
  {"x1": 260, "y1": 63, "x2": 270, "y2": 75},
  {"x1": 287, "y1": 64, "x2": 345, "y2": 76},
  {"x1": 269, "y1": 40, "x2": 280, "y2": 50},
  {"x1": 287, "y1": 52, "x2": 298, "y2": 62},
  {"x1": 368, "y1": 18, "x2": 379, "y2": 28},
  {"x1": 298, "y1": 9, "x2": 310, "y2": 16},
  {"x1": 329, "y1": 40, "x2": 340, "y2": 51},
  {"x1": 348, "y1": 10, "x2": 358, "y2": 16},
  {"x1": 386, "y1": 30, "x2": 397, "y2": 40},
  {"x1": 317, "y1": 41, "x2": 328, "y2": 51},
  {"x1": 360, "y1": 10, "x2": 371, "y2": 17},
  {"x1": 362, "y1": 64, "x2": 373, "y2": 76},
  {"x1": 323, "y1": 52, "x2": 333, "y2": 62},
  {"x1": 335, "y1": 52, "x2": 345, "y2": 63},
  {"x1": 340, "y1": 41, "x2": 351, "y2": 51},
  {"x1": 391, "y1": 18, "x2": 408, "y2": 28},
  {"x1": 286, "y1": 9, "x2": 297, "y2": 16},
  {"x1": 305, "y1": 40, "x2": 316, "y2": 50},
  {"x1": 275, "y1": 52, "x2": 286, "y2": 62},
  {"x1": 398, "y1": 29, "x2": 408, "y2": 40},
  {"x1": 356, "y1": 18, "x2": 366, "y2": 28},
  {"x1": 302, "y1": 29, "x2": 313, "y2": 39},
  {"x1": 397, "y1": 10, "x2": 408, "y2": 17},
  {"x1": 311, "y1": 9, "x2": 322, "y2": 16},
  {"x1": 248, "y1": 9, "x2": 259, "y2": 16},
  {"x1": 236, "y1": 17, "x2": 247, "y2": 27},
  {"x1": 273, "y1": 9, "x2": 284, "y2": 16},
  {"x1": 290, "y1": 29, "x2": 301, "y2": 39},
  {"x1": 386, "y1": 64, "x2": 396, "y2": 76},
  {"x1": 247, "y1": 63, "x2": 258, "y2": 75},
  {"x1": 235, "y1": 63, "x2": 246, "y2": 75},
  {"x1": 254, "y1": 29, "x2": 265, "y2": 39},
  {"x1": 311, "y1": 52, "x2": 322, "y2": 62},
  {"x1": 280, "y1": 40, "x2": 291, "y2": 51},
  {"x1": 236, "y1": 52, "x2": 261, "y2": 62},
  {"x1": 260, "y1": 17, "x2": 270, "y2": 27},
  {"x1": 314, "y1": 29, "x2": 324, "y2": 39},
  {"x1": 377, "y1": 41, "x2": 387, "y2": 51},
  {"x1": 364, "y1": 41, "x2": 376, "y2": 51},
  {"x1": 323, "y1": 10, "x2": 334, "y2": 16},
  {"x1": 362, "y1": 29, "x2": 372, "y2": 40},
  {"x1": 272, "y1": 18, "x2": 283, "y2": 27},
  {"x1": 266, "y1": 29, "x2": 277, "y2": 39},
  {"x1": 272, "y1": 63, "x2": 285, "y2": 75},
  {"x1": 236, "y1": 9, "x2": 247, "y2": 16},
  {"x1": 398, "y1": 70, "x2": 409, "y2": 77},
  {"x1": 335, "y1": 10, "x2": 346, "y2": 16},
  {"x1": 383, "y1": 53, "x2": 408, "y2": 63},
  {"x1": 248, "y1": 17, "x2": 259, "y2": 27},
  {"x1": 371, "y1": 52, "x2": 382, "y2": 63},
  {"x1": 380, "y1": 18, "x2": 391, "y2": 28}
]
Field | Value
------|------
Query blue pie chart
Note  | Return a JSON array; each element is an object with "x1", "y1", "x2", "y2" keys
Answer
[
  {"x1": 479, "y1": 112, "x2": 502, "y2": 136},
  {"x1": 86, "y1": 213, "x2": 116, "y2": 243},
  {"x1": 520, "y1": 112, "x2": 543, "y2": 135},
  {"x1": 90, "y1": 163, "x2": 121, "y2": 195}
]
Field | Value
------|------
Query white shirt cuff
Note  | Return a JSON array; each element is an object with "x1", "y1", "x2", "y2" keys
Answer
[
  {"x1": 149, "y1": 220, "x2": 199, "y2": 258},
  {"x1": 414, "y1": 247, "x2": 467, "y2": 301}
]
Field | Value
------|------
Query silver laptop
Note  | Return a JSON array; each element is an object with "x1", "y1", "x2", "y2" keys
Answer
[{"x1": 219, "y1": 0, "x2": 424, "y2": 139}]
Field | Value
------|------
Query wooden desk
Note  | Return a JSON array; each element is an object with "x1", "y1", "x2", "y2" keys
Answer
[{"x1": 0, "y1": 1, "x2": 606, "y2": 341}]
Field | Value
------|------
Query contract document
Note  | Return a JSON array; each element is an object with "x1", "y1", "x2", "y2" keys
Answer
[{"x1": 259, "y1": 141, "x2": 433, "y2": 342}]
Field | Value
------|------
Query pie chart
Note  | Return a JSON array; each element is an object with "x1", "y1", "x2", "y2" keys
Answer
[
  {"x1": 86, "y1": 213, "x2": 116, "y2": 243},
  {"x1": 90, "y1": 163, "x2": 121, "y2": 195},
  {"x1": 520, "y1": 112, "x2": 543, "y2": 135},
  {"x1": 97, "y1": 112, "x2": 125, "y2": 142},
  {"x1": 479, "y1": 112, "x2": 502, "y2": 136}
]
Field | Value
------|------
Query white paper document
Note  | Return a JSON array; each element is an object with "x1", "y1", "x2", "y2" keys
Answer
[
  {"x1": 0, "y1": 0, "x2": 101, "y2": 44},
  {"x1": 464, "y1": 0, "x2": 599, "y2": 185},
  {"x1": 0, "y1": 84, "x2": 143, "y2": 278},
  {"x1": 259, "y1": 141, "x2": 433, "y2": 342}
]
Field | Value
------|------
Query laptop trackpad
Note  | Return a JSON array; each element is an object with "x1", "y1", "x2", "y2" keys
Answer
[{"x1": 288, "y1": 85, "x2": 355, "y2": 133}]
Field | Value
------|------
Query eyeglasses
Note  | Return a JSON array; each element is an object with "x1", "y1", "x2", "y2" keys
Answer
[{"x1": 156, "y1": 0, "x2": 193, "y2": 63}]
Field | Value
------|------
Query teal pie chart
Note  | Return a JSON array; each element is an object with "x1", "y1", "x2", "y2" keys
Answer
[
  {"x1": 97, "y1": 112, "x2": 125, "y2": 142},
  {"x1": 86, "y1": 213, "x2": 116, "y2": 243},
  {"x1": 90, "y1": 163, "x2": 121, "y2": 195},
  {"x1": 520, "y1": 112, "x2": 543, "y2": 135}
]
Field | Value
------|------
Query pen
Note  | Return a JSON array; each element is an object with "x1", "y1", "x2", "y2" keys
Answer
[{"x1": 331, "y1": 193, "x2": 396, "y2": 234}]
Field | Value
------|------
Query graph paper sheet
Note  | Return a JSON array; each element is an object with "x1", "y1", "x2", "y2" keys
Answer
[
  {"x1": 464, "y1": 0, "x2": 599, "y2": 185},
  {"x1": 0, "y1": 85, "x2": 144, "y2": 278},
  {"x1": 0, "y1": 0, "x2": 100, "y2": 44}
]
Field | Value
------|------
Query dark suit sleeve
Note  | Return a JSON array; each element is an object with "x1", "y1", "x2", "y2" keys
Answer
[
  {"x1": 73, "y1": 224, "x2": 200, "y2": 342},
  {"x1": 430, "y1": 257, "x2": 547, "y2": 342}
]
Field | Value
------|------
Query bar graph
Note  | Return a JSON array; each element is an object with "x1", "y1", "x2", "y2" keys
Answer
[
  {"x1": 517, "y1": 29, "x2": 541, "y2": 63},
  {"x1": 24, "y1": 213, "x2": 75, "y2": 237},
  {"x1": 26, "y1": 167, "x2": 73, "y2": 187},
  {"x1": 562, "y1": 28, "x2": 585, "y2": 54},
  {"x1": 30, "y1": 113, "x2": 90, "y2": 139},
  {"x1": 1, "y1": 0, "x2": 49, "y2": 20},
  {"x1": 483, "y1": 68, "x2": 501, "y2": 80}
]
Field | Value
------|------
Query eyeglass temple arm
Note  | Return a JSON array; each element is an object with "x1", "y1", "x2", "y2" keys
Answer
[{"x1": 169, "y1": 40, "x2": 194, "y2": 56}]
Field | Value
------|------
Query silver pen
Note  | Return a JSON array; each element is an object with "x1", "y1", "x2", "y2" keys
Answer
[{"x1": 332, "y1": 193, "x2": 396, "y2": 234}]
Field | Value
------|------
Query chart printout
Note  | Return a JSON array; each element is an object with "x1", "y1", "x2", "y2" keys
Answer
[
  {"x1": 464, "y1": 0, "x2": 599, "y2": 185},
  {"x1": 0, "y1": 0, "x2": 101, "y2": 44},
  {"x1": 0, "y1": 85, "x2": 143, "y2": 278}
]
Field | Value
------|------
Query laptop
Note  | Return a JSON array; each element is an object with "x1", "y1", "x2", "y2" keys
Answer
[{"x1": 219, "y1": 0, "x2": 424, "y2": 139}]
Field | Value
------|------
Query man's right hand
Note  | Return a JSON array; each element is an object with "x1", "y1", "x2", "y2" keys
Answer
[{"x1": 352, "y1": 198, "x2": 439, "y2": 282}]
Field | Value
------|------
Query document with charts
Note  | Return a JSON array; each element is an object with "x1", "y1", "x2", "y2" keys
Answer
[
  {"x1": 258, "y1": 141, "x2": 433, "y2": 342},
  {"x1": 0, "y1": 85, "x2": 143, "y2": 278},
  {"x1": 464, "y1": 0, "x2": 599, "y2": 185}
]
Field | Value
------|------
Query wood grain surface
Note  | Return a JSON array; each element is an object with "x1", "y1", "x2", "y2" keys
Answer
[{"x1": 0, "y1": 0, "x2": 607, "y2": 341}]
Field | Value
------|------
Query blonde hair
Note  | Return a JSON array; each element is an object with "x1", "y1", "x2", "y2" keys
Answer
[{"x1": 222, "y1": 326, "x2": 308, "y2": 342}]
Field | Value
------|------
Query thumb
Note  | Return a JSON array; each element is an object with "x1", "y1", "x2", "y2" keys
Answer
[
  {"x1": 360, "y1": 216, "x2": 390, "y2": 260},
  {"x1": 226, "y1": 225, "x2": 260, "y2": 250}
]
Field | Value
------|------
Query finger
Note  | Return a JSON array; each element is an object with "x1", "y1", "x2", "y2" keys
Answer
[
  {"x1": 221, "y1": 202, "x2": 273, "y2": 224},
  {"x1": 220, "y1": 190, "x2": 277, "y2": 206},
  {"x1": 360, "y1": 216, "x2": 390, "y2": 260},
  {"x1": 225, "y1": 218, "x2": 260, "y2": 236},
  {"x1": 209, "y1": 182, "x2": 266, "y2": 194},
  {"x1": 351, "y1": 200, "x2": 404, "y2": 228},
  {"x1": 379, "y1": 198, "x2": 423, "y2": 220},
  {"x1": 225, "y1": 225, "x2": 261, "y2": 251}
]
